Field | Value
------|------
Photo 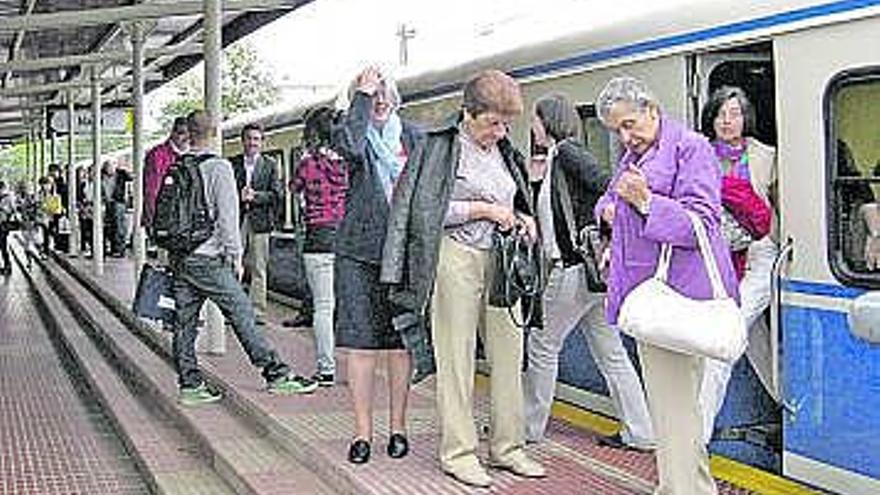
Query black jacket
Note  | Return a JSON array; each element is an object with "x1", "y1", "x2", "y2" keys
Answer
[
  {"x1": 332, "y1": 91, "x2": 423, "y2": 265},
  {"x1": 546, "y1": 139, "x2": 610, "y2": 266},
  {"x1": 231, "y1": 153, "x2": 282, "y2": 234},
  {"x1": 380, "y1": 112, "x2": 534, "y2": 379}
]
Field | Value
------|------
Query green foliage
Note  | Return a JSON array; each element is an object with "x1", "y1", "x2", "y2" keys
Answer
[{"x1": 157, "y1": 41, "x2": 280, "y2": 132}]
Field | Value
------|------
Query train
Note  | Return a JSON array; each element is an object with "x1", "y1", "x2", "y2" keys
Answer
[{"x1": 222, "y1": 1, "x2": 880, "y2": 493}]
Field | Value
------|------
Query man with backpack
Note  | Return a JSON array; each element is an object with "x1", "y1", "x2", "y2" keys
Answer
[
  {"x1": 231, "y1": 123, "x2": 281, "y2": 325},
  {"x1": 156, "y1": 109, "x2": 317, "y2": 405}
]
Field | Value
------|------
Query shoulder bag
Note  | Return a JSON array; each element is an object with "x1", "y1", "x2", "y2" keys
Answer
[
  {"x1": 617, "y1": 211, "x2": 747, "y2": 363},
  {"x1": 488, "y1": 228, "x2": 542, "y2": 328},
  {"x1": 556, "y1": 170, "x2": 608, "y2": 292}
]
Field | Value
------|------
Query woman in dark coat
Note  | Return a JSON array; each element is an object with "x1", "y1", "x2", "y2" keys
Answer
[{"x1": 333, "y1": 66, "x2": 422, "y2": 465}]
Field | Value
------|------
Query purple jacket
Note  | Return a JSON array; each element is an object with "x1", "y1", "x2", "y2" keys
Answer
[{"x1": 595, "y1": 116, "x2": 739, "y2": 325}]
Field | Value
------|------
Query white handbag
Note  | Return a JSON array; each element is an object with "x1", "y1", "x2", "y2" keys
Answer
[{"x1": 618, "y1": 211, "x2": 747, "y2": 363}]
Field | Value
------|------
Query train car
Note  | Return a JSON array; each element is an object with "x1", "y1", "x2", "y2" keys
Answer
[{"x1": 224, "y1": 1, "x2": 880, "y2": 492}]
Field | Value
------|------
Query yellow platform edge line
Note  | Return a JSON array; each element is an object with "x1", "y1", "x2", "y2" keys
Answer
[{"x1": 476, "y1": 374, "x2": 821, "y2": 495}]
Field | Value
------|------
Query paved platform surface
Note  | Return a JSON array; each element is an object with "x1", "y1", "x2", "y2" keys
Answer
[
  {"x1": 0, "y1": 264, "x2": 149, "y2": 495},
  {"x1": 59, "y1": 254, "x2": 756, "y2": 494}
]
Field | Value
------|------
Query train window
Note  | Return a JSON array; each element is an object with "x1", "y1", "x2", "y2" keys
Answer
[
  {"x1": 576, "y1": 103, "x2": 619, "y2": 174},
  {"x1": 826, "y1": 70, "x2": 880, "y2": 285}
]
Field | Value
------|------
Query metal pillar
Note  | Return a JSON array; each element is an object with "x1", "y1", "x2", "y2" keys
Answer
[
  {"x1": 200, "y1": 0, "x2": 226, "y2": 354},
  {"x1": 40, "y1": 107, "x2": 47, "y2": 177},
  {"x1": 131, "y1": 21, "x2": 146, "y2": 280},
  {"x1": 24, "y1": 130, "x2": 31, "y2": 184},
  {"x1": 91, "y1": 66, "x2": 104, "y2": 276},
  {"x1": 50, "y1": 129, "x2": 56, "y2": 164},
  {"x1": 67, "y1": 91, "x2": 79, "y2": 258}
]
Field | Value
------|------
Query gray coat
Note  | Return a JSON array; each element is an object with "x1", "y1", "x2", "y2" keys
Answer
[{"x1": 380, "y1": 112, "x2": 534, "y2": 380}]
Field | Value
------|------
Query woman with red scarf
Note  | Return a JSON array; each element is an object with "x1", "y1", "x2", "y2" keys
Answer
[{"x1": 698, "y1": 86, "x2": 777, "y2": 446}]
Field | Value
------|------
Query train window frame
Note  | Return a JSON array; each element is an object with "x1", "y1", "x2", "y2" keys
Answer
[{"x1": 824, "y1": 66, "x2": 880, "y2": 288}]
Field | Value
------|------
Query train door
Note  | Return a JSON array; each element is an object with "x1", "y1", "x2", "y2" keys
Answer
[
  {"x1": 690, "y1": 43, "x2": 782, "y2": 472},
  {"x1": 775, "y1": 15, "x2": 880, "y2": 494}
]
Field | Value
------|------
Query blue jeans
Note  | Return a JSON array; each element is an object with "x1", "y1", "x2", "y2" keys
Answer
[{"x1": 172, "y1": 254, "x2": 289, "y2": 388}]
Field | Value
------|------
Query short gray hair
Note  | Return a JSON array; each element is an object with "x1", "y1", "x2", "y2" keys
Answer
[{"x1": 596, "y1": 77, "x2": 659, "y2": 125}]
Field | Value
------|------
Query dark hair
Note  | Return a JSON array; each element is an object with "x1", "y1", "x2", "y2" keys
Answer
[
  {"x1": 0, "y1": 180, "x2": 6, "y2": 191},
  {"x1": 48, "y1": 163, "x2": 61, "y2": 174},
  {"x1": 700, "y1": 85, "x2": 756, "y2": 141},
  {"x1": 534, "y1": 93, "x2": 582, "y2": 142},
  {"x1": 171, "y1": 117, "x2": 188, "y2": 132},
  {"x1": 462, "y1": 69, "x2": 523, "y2": 118},
  {"x1": 302, "y1": 106, "x2": 336, "y2": 152},
  {"x1": 241, "y1": 122, "x2": 264, "y2": 141}
]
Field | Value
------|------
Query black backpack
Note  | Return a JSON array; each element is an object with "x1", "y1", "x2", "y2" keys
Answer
[{"x1": 151, "y1": 153, "x2": 215, "y2": 256}]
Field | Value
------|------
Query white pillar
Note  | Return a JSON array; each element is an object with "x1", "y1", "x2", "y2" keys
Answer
[
  {"x1": 131, "y1": 21, "x2": 146, "y2": 281},
  {"x1": 40, "y1": 107, "x2": 47, "y2": 176},
  {"x1": 24, "y1": 129, "x2": 31, "y2": 184},
  {"x1": 67, "y1": 91, "x2": 79, "y2": 258},
  {"x1": 91, "y1": 66, "x2": 104, "y2": 276},
  {"x1": 198, "y1": 0, "x2": 226, "y2": 355}
]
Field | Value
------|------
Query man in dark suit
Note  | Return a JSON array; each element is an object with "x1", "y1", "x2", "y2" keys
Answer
[{"x1": 231, "y1": 123, "x2": 282, "y2": 324}]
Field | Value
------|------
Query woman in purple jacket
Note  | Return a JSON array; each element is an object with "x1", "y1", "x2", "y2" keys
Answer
[{"x1": 594, "y1": 77, "x2": 739, "y2": 495}]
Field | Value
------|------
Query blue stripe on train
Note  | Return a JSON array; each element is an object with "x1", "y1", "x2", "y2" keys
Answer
[{"x1": 404, "y1": 0, "x2": 880, "y2": 103}]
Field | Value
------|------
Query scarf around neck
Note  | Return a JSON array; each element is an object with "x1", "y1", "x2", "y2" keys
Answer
[
  {"x1": 714, "y1": 139, "x2": 750, "y2": 180},
  {"x1": 366, "y1": 112, "x2": 404, "y2": 202}
]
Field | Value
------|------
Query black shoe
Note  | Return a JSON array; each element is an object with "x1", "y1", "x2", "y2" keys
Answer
[
  {"x1": 282, "y1": 313, "x2": 313, "y2": 328},
  {"x1": 596, "y1": 433, "x2": 653, "y2": 453},
  {"x1": 312, "y1": 373, "x2": 335, "y2": 387},
  {"x1": 387, "y1": 433, "x2": 409, "y2": 459},
  {"x1": 348, "y1": 439, "x2": 371, "y2": 464}
]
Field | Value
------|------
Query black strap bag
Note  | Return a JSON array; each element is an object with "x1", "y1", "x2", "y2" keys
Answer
[
  {"x1": 488, "y1": 227, "x2": 543, "y2": 327},
  {"x1": 556, "y1": 171, "x2": 608, "y2": 293}
]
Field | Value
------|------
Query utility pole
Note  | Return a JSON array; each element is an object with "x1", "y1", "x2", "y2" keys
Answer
[{"x1": 396, "y1": 23, "x2": 416, "y2": 66}]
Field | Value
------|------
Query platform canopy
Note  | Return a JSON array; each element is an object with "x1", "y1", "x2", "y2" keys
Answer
[{"x1": 0, "y1": 0, "x2": 313, "y2": 143}]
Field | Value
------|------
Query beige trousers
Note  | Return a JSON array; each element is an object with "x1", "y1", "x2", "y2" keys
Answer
[
  {"x1": 638, "y1": 341, "x2": 717, "y2": 495},
  {"x1": 431, "y1": 236, "x2": 526, "y2": 472},
  {"x1": 242, "y1": 216, "x2": 269, "y2": 318}
]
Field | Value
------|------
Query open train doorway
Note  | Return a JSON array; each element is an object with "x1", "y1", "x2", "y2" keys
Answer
[{"x1": 691, "y1": 40, "x2": 782, "y2": 472}]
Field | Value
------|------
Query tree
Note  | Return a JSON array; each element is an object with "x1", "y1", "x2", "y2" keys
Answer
[{"x1": 157, "y1": 41, "x2": 280, "y2": 131}]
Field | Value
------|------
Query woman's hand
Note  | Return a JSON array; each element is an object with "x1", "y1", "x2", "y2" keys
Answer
[
  {"x1": 472, "y1": 201, "x2": 517, "y2": 231},
  {"x1": 615, "y1": 165, "x2": 652, "y2": 214},
  {"x1": 515, "y1": 214, "x2": 538, "y2": 243},
  {"x1": 356, "y1": 67, "x2": 383, "y2": 96},
  {"x1": 601, "y1": 203, "x2": 616, "y2": 224}
]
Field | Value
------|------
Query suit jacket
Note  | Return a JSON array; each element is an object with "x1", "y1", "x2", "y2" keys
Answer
[{"x1": 230, "y1": 153, "x2": 282, "y2": 234}]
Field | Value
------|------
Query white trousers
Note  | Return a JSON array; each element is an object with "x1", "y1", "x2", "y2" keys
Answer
[
  {"x1": 641, "y1": 341, "x2": 717, "y2": 495},
  {"x1": 303, "y1": 252, "x2": 336, "y2": 375},
  {"x1": 699, "y1": 237, "x2": 778, "y2": 444},
  {"x1": 523, "y1": 263, "x2": 654, "y2": 447}
]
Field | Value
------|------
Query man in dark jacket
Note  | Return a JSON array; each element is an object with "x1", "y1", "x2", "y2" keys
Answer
[{"x1": 231, "y1": 123, "x2": 282, "y2": 324}]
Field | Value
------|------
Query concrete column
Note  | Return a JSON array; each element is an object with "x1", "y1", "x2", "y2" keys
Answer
[
  {"x1": 67, "y1": 91, "x2": 79, "y2": 258},
  {"x1": 91, "y1": 66, "x2": 104, "y2": 276},
  {"x1": 130, "y1": 21, "x2": 146, "y2": 281},
  {"x1": 199, "y1": 0, "x2": 226, "y2": 354}
]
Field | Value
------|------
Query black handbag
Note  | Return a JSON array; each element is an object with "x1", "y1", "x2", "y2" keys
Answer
[
  {"x1": 557, "y1": 171, "x2": 608, "y2": 292},
  {"x1": 132, "y1": 263, "x2": 176, "y2": 327},
  {"x1": 488, "y1": 228, "x2": 542, "y2": 327}
]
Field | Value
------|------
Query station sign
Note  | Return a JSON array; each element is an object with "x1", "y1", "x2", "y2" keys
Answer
[{"x1": 50, "y1": 108, "x2": 131, "y2": 134}]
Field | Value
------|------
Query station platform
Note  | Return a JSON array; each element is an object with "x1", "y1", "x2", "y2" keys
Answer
[{"x1": 4, "y1": 244, "x2": 785, "y2": 494}]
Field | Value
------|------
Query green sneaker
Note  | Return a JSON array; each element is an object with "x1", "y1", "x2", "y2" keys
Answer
[
  {"x1": 267, "y1": 374, "x2": 318, "y2": 395},
  {"x1": 179, "y1": 383, "x2": 222, "y2": 406}
]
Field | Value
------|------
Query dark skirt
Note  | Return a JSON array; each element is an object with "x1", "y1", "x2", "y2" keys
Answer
[{"x1": 334, "y1": 255, "x2": 404, "y2": 350}]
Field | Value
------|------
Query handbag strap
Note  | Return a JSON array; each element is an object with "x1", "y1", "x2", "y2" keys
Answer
[{"x1": 654, "y1": 211, "x2": 727, "y2": 300}]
